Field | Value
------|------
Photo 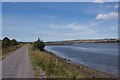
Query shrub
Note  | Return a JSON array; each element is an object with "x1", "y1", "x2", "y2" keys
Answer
[
  {"x1": 2, "y1": 37, "x2": 18, "y2": 47},
  {"x1": 33, "y1": 38, "x2": 45, "y2": 51},
  {"x1": 2, "y1": 37, "x2": 11, "y2": 47},
  {"x1": 10, "y1": 39, "x2": 18, "y2": 45}
]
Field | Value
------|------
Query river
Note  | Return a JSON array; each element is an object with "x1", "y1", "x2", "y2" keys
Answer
[{"x1": 45, "y1": 43, "x2": 118, "y2": 77}]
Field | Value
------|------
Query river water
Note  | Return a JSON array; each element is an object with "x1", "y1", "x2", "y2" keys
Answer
[{"x1": 45, "y1": 43, "x2": 118, "y2": 77}]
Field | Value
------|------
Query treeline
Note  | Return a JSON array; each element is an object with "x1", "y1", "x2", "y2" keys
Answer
[{"x1": 2, "y1": 37, "x2": 18, "y2": 48}]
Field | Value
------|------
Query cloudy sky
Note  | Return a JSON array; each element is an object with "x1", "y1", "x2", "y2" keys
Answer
[{"x1": 2, "y1": 2, "x2": 118, "y2": 42}]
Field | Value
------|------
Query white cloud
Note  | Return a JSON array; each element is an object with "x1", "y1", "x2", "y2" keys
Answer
[
  {"x1": 94, "y1": 0, "x2": 104, "y2": 3},
  {"x1": 39, "y1": 22, "x2": 117, "y2": 41},
  {"x1": 95, "y1": 12, "x2": 118, "y2": 21},
  {"x1": 49, "y1": 22, "x2": 86, "y2": 31},
  {"x1": 106, "y1": 4, "x2": 118, "y2": 9},
  {"x1": 114, "y1": 5, "x2": 118, "y2": 8},
  {"x1": 50, "y1": 22, "x2": 89, "y2": 31},
  {"x1": 49, "y1": 22, "x2": 97, "y2": 35},
  {"x1": 65, "y1": 22, "x2": 87, "y2": 31}
]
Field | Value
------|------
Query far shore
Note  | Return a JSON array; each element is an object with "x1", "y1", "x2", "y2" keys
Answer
[
  {"x1": 45, "y1": 39, "x2": 119, "y2": 46},
  {"x1": 45, "y1": 50, "x2": 115, "y2": 78}
]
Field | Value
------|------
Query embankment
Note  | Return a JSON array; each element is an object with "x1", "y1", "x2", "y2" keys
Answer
[{"x1": 29, "y1": 45, "x2": 116, "y2": 78}]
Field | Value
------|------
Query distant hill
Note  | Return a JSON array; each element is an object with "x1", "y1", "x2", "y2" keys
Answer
[{"x1": 46, "y1": 38, "x2": 119, "y2": 45}]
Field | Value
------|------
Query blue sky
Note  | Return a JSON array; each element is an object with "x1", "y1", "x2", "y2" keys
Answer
[{"x1": 2, "y1": 2, "x2": 118, "y2": 42}]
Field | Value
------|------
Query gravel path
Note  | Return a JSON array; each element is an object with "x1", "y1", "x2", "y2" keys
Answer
[{"x1": 2, "y1": 45, "x2": 34, "y2": 78}]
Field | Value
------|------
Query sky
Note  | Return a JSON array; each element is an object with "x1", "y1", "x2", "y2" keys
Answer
[
  {"x1": 2, "y1": 2, "x2": 118, "y2": 42},
  {"x1": 2, "y1": 0, "x2": 119, "y2": 2}
]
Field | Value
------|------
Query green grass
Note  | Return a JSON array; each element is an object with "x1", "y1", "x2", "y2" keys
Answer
[{"x1": 29, "y1": 45, "x2": 84, "y2": 78}]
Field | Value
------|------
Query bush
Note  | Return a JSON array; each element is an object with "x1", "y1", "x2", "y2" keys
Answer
[
  {"x1": 2, "y1": 37, "x2": 11, "y2": 47},
  {"x1": 33, "y1": 38, "x2": 45, "y2": 51},
  {"x1": 10, "y1": 39, "x2": 18, "y2": 45},
  {"x1": 2, "y1": 37, "x2": 18, "y2": 47}
]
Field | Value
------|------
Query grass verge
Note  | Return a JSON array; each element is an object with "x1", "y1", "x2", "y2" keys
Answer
[{"x1": 29, "y1": 45, "x2": 84, "y2": 78}]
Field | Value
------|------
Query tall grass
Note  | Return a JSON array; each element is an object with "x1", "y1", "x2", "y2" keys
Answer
[
  {"x1": 29, "y1": 45, "x2": 84, "y2": 78},
  {"x1": 2, "y1": 43, "x2": 23, "y2": 59}
]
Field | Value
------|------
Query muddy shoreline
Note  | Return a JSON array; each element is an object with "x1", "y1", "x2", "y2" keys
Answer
[{"x1": 44, "y1": 50, "x2": 116, "y2": 78}]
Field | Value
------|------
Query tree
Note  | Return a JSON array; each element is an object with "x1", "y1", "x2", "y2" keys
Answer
[
  {"x1": 3, "y1": 37, "x2": 10, "y2": 42},
  {"x1": 10, "y1": 39, "x2": 18, "y2": 45},
  {"x1": 2, "y1": 37, "x2": 11, "y2": 47},
  {"x1": 33, "y1": 38, "x2": 45, "y2": 51},
  {"x1": 2, "y1": 37, "x2": 18, "y2": 47}
]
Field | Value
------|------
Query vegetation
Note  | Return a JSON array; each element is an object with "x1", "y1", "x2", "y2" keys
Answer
[
  {"x1": 29, "y1": 45, "x2": 84, "y2": 78},
  {"x1": 29, "y1": 38, "x2": 112, "y2": 78},
  {"x1": 2, "y1": 37, "x2": 18, "y2": 47},
  {"x1": 2, "y1": 37, "x2": 11, "y2": 47},
  {"x1": 2, "y1": 37, "x2": 23, "y2": 59},
  {"x1": 32, "y1": 38, "x2": 45, "y2": 51},
  {"x1": 10, "y1": 39, "x2": 18, "y2": 46}
]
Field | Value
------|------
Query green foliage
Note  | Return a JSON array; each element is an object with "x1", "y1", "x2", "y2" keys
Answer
[
  {"x1": 2, "y1": 37, "x2": 10, "y2": 46},
  {"x1": 29, "y1": 47, "x2": 84, "y2": 78},
  {"x1": 10, "y1": 39, "x2": 18, "y2": 45},
  {"x1": 3, "y1": 37, "x2": 10, "y2": 42},
  {"x1": 2, "y1": 37, "x2": 11, "y2": 47},
  {"x1": 2, "y1": 37, "x2": 18, "y2": 47},
  {"x1": 33, "y1": 38, "x2": 45, "y2": 51}
]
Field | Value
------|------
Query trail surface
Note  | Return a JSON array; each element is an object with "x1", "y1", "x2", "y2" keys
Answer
[{"x1": 2, "y1": 45, "x2": 34, "y2": 78}]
